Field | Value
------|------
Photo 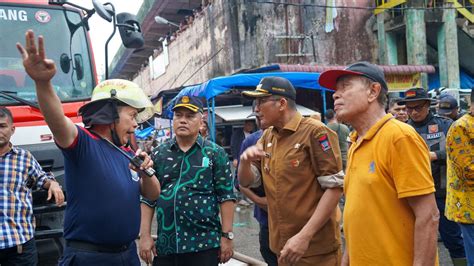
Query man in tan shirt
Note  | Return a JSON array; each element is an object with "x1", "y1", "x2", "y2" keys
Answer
[{"x1": 238, "y1": 76, "x2": 344, "y2": 266}]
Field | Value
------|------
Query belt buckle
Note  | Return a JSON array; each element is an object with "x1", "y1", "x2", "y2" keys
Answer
[{"x1": 17, "y1": 244, "x2": 23, "y2": 254}]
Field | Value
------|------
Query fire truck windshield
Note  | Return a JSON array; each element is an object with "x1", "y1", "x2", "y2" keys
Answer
[{"x1": 0, "y1": 5, "x2": 94, "y2": 106}]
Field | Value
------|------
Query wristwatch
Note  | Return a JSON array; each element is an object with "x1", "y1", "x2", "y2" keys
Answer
[{"x1": 221, "y1": 231, "x2": 234, "y2": 240}]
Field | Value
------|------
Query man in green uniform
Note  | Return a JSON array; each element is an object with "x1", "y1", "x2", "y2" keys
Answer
[{"x1": 139, "y1": 96, "x2": 236, "y2": 266}]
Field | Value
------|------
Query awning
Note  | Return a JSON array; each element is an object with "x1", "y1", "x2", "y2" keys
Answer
[
  {"x1": 173, "y1": 72, "x2": 322, "y2": 101},
  {"x1": 212, "y1": 104, "x2": 317, "y2": 122}
]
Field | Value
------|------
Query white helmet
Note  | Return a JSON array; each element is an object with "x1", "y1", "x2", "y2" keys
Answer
[{"x1": 79, "y1": 79, "x2": 154, "y2": 123}]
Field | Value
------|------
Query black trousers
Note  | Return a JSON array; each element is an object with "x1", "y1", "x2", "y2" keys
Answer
[
  {"x1": 259, "y1": 224, "x2": 278, "y2": 266},
  {"x1": 153, "y1": 248, "x2": 219, "y2": 266},
  {"x1": 0, "y1": 239, "x2": 38, "y2": 266}
]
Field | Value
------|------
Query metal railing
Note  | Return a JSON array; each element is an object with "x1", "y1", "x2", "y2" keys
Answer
[
  {"x1": 374, "y1": 0, "x2": 407, "y2": 15},
  {"x1": 374, "y1": 0, "x2": 473, "y2": 23},
  {"x1": 448, "y1": 0, "x2": 474, "y2": 23}
]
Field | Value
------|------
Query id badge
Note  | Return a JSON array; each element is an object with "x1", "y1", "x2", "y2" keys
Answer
[{"x1": 202, "y1": 157, "x2": 210, "y2": 167}]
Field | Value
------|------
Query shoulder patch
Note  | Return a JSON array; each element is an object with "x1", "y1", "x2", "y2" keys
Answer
[{"x1": 318, "y1": 134, "x2": 331, "y2": 151}]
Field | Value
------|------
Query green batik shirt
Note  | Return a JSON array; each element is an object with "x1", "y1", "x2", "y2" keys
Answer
[{"x1": 142, "y1": 135, "x2": 236, "y2": 255}]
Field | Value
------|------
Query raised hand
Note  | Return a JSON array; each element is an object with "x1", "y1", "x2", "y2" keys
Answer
[
  {"x1": 239, "y1": 143, "x2": 266, "y2": 163},
  {"x1": 16, "y1": 30, "x2": 56, "y2": 83},
  {"x1": 129, "y1": 149, "x2": 155, "y2": 179}
]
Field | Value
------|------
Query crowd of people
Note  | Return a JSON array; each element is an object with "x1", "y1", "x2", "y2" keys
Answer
[{"x1": 1, "y1": 29, "x2": 472, "y2": 266}]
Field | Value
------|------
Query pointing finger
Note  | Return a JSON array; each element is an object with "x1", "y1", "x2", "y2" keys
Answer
[
  {"x1": 38, "y1": 35, "x2": 45, "y2": 59},
  {"x1": 24, "y1": 30, "x2": 31, "y2": 50},
  {"x1": 26, "y1": 30, "x2": 37, "y2": 55}
]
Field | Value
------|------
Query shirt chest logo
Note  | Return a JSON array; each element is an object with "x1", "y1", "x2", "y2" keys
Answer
[
  {"x1": 290, "y1": 159, "x2": 300, "y2": 168},
  {"x1": 202, "y1": 157, "x2": 210, "y2": 167},
  {"x1": 130, "y1": 170, "x2": 140, "y2": 182},
  {"x1": 428, "y1": 124, "x2": 439, "y2": 133},
  {"x1": 192, "y1": 157, "x2": 212, "y2": 168},
  {"x1": 369, "y1": 161, "x2": 375, "y2": 173}
]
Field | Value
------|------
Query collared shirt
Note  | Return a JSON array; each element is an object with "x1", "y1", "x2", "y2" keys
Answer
[
  {"x1": 1, "y1": 145, "x2": 54, "y2": 249},
  {"x1": 344, "y1": 114, "x2": 436, "y2": 265},
  {"x1": 236, "y1": 130, "x2": 268, "y2": 226},
  {"x1": 143, "y1": 135, "x2": 235, "y2": 255},
  {"x1": 257, "y1": 112, "x2": 343, "y2": 256},
  {"x1": 408, "y1": 112, "x2": 453, "y2": 198},
  {"x1": 60, "y1": 126, "x2": 141, "y2": 246},
  {"x1": 445, "y1": 113, "x2": 474, "y2": 224}
]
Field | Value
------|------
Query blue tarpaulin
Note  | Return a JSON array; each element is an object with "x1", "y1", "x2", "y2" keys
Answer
[
  {"x1": 135, "y1": 126, "x2": 155, "y2": 140},
  {"x1": 173, "y1": 72, "x2": 323, "y2": 100},
  {"x1": 428, "y1": 69, "x2": 474, "y2": 90},
  {"x1": 165, "y1": 72, "x2": 325, "y2": 141}
]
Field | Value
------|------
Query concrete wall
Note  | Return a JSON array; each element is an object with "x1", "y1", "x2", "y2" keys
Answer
[{"x1": 137, "y1": 0, "x2": 378, "y2": 96}]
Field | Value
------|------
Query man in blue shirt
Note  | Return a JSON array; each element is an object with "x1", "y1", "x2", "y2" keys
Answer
[
  {"x1": 231, "y1": 120, "x2": 255, "y2": 167},
  {"x1": 18, "y1": 30, "x2": 161, "y2": 265},
  {"x1": 139, "y1": 96, "x2": 236, "y2": 266}
]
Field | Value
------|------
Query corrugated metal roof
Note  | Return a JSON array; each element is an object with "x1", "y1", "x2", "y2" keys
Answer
[{"x1": 276, "y1": 64, "x2": 436, "y2": 74}]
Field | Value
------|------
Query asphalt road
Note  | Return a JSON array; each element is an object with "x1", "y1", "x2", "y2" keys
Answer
[
  {"x1": 232, "y1": 204, "x2": 454, "y2": 266},
  {"x1": 140, "y1": 204, "x2": 454, "y2": 265}
]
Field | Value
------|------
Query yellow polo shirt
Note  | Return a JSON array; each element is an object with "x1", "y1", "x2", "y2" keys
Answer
[{"x1": 343, "y1": 114, "x2": 436, "y2": 265}]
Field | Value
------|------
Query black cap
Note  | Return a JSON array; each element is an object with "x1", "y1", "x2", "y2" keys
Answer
[
  {"x1": 242, "y1": 76, "x2": 296, "y2": 100},
  {"x1": 398, "y1": 88, "x2": 433, "y2": 104},
  {"x1": 438, "y1": 94, "x2": 458, "y2": 115},
  {"x1": 172, "y1": 96, "x2": 203, "y2": 113},
  {"x1": 318, "y1": 61, "x2": 389, "y2": 92}
]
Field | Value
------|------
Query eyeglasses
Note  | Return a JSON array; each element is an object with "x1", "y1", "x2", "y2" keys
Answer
[
  {"x1": 406, "y1": 103, "x2": 428, "y2": 112},
  {"x1": 254, "y1": 97, "x2": 279, "y2": 107}
]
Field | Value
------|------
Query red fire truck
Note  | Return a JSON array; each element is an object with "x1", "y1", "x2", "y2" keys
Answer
[{"x1": 0, "y1": 0, "x2": 143, "y2": 263}]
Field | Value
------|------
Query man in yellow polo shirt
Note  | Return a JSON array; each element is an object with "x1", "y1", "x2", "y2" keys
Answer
[{"x1": 319, "y1": 62, "x2": 439, "y2": 266}]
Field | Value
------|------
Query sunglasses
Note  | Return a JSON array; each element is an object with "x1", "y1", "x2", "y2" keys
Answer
[
  {"x1": 406, "y1": 103, "x2": 429, "y2": 112},
  {"x1": 254, "y1": 97, "x2": 280, "y2": 107}
]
